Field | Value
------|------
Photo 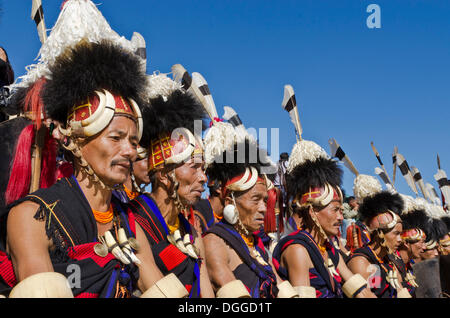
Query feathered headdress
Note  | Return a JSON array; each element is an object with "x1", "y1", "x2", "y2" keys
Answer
[
  {"x1": 282, "y1": 85, "x2": 343, "y2": 206},
  {"x1": 358, "y1": 191, "x2": 404, "y2": 231},
  {"x1": 141, "y1": 72, "x2": 207, "y2": 172}
]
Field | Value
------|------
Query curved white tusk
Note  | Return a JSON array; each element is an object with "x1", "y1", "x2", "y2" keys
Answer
[
  {"x1": 82, "y1": 90, "x2": 116, "y2": 137},
  {"x1": 105, "y1": 230, "x2": 130, "y2": 265},
  {"x1": 128, "y1": 98, "x2": 143, "y2": 142},
  {"x1": 183, "y1": 234, "x2": 198, "y2": 259},
  {"x1": 172, "y1": 230, "x2": 189, "y2": 254},
  {"x1": 117, "y1": 228, "x2": 141, "y2": 265}
]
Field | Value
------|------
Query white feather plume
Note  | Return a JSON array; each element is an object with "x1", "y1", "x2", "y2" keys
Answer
[
  {"x1": 145, "y1": 72, "x2": 182, "y2": 101},
  {"x1": 287, "y1": 140, "x2": 329, "y2": 174},
  {"x1": 13, "y1": 0, "x2": 139, "y2": 90},
  {"x1": 353, "y1": 174, "x2": 382, "y2": 203}
]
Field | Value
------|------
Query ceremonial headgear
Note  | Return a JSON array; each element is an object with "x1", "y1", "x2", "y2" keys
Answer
[
  {"x1": 3, "y1": 0, "x2": 149, "y2": 204},
  {"x1": 358, "y1": 191, "x2": 404, "y2": 232},
  {"x1": 141, "y1": 73, "x2": 207, "y2": 173}
]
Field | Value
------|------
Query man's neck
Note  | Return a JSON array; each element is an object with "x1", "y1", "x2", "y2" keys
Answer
[
  {"x1": 150, "y1": 187, "x2": 179, "y2": 226},
  {"x1": 209, "y1": 196, "x2": 224, "y2": 218},
  {"x1": 398, "y1": 248, "x2": 410, "y2": 264},
  {"x1": 370, "y1": 241, "x2": 387, "y2": 260},
  {"x1": 124, "y1": 176, "x2": 133, "y2": 192},
  {"x1": 75, "y1": 171, "x2": 112, "y2": 211}
]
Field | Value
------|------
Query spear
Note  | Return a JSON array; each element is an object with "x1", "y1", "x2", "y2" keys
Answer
[
  {"x1": 396, "y1": 153, "x2": 419, "y2": 196},
  {"x1": 281, "y1": 85, "x2": 302, "y2": 141},
  {"x1": 328, "y1": 138, "x2": 359, "y2": 176},
  {"x1": 392, "y1": 146, "x2": 398, "y2": 186},
  {"x1": 371, "y1": 141, "x2": 393, "y2": 188},
  {"x1": 31, "y1": 0, "x2": 47, "y2": 44},
  {"x1": 411, "y1": 166, "x2": 431, "y2": 201}
]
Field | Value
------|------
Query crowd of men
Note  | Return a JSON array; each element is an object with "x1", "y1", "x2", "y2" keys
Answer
[{"x1": 0, "y1": 0, "x2": 449, "y2": 299}]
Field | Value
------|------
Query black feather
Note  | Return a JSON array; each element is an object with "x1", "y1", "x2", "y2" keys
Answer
[
  {"x1": 428, "y1": 217, "x2": 448, "y2": 242},
  {"x1": 358, "y1": 191, "x2": 404, "y2": 223},
  {"x1": 42, "y1": 40, "x2": 148, "y2": 125},
  {"x1": 285, "y1": 157, "x2": 343, "y2": 201},
  {"x1": 401, "y1": 208, "x2": 430, "y2": 232},
  {"x1": 140, "y1": 89, "x2": 207, "y2": 147},
  {"x1": 441, "y1": 216, "x2": 450, "y2": 233},
  {"x1": 206, "y1": 138, "x2": 271, "y2": 187}
]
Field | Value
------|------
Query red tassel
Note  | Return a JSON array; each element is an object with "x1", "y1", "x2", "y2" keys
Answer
[
  {"x1": 24, "y1": 78, "x2": 46, "y2": 130},
  {"x1": 278, "y1": 188, "x2": 285, "y2": 234},
  {"x1": 264, "y1": 188, "x2": 277, "y2": 233},
  {"x1": 56, "y1": 162, "x2": 74, "y2": 180},
  {"x1": 39, "y1": 128, "x2": 57, "y2": 189},
  {"x1": 5, "y1": 125, "x2": 35, "y2": 205}
]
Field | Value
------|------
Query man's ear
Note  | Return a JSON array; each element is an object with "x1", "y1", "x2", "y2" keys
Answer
[
  {"x1": 224, "y1": 195, "x2": 234, "y2": 207},
  {"x1": 155, "y1": 169, "x2": 172, "y2": 190}
]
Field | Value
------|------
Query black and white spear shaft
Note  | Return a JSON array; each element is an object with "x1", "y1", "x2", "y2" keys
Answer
[
  {"x1": 396, "y1": 153, "x2": 419, "y2": 196},
  {"x1": 411, "y1": 166, "x2": 431, "y2": 201},
  {"x1": 31, "y1": 0, "x2": 47, "y2": 44},
  {"x1": 370, "y1": 142, "x2": 393, "y2": 188},
  {"x1": 281, "y1": 85, "x2": 302, "y2": 141},
  {"x1": 392, "y1": 146, "x2": 398, "y2": 186},
  {"x1": 328, "y1": 138, "x2": 359, "y2": 176}
]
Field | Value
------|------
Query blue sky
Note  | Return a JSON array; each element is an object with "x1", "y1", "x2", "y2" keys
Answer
[{"x1": 1, "y1": 0, "x2": 449, "y2": 199}]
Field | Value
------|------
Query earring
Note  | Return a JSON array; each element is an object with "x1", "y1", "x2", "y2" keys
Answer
[{"x1": 223, "y1": 204, "x2": 238, "y2": 225}]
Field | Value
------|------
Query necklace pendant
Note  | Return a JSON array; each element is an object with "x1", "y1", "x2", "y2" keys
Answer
[{"x1": 94, "y1": 242, "x2": 109, "y2": 257}]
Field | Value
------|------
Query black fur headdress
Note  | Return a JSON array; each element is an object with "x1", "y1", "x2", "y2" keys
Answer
[
  {"x1": 401, "y1": 208, "x2": 431, "y2": 232},
  {"x1": 42, "y1": 40, "x2": 148, "y2": 125},
  {"x1": 286, "y1": 157, "x2": 343, "y2": 201},
  {"x1": 206, "y1": 137, "x2": 272, "y2": 187},
  {"x1": 358, "y1": 191, "x2": 404, "y2": 223},
  {"x1": 140, "y1": 89, "x2": 207, "y2": 148}
]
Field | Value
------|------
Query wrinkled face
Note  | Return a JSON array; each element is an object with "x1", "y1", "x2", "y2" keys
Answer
[
  {"x1": 234, "y1": 183, "x2": 268, "y2": 233},
  {"x1": 80, "y1": 116, "x2": 138, "y2": 186},
  {"x1": 421, "y1": 246, "x2": 439, "y2": 260},
  {"x1": 313, "y1": 201, "x2": 343, "y2": 237},
  {"x1": 172, "y1": 155, "x2": 207, "y2": 206},
  {"x1": 133, "y1": 158, "x2": 150, "y2": 186},
  {"x1": 408, "y1": 239, "x2": 426, "y2": 259},
  {"x1": 383, "y1": 222, "x2": 403, "y2": 252}
]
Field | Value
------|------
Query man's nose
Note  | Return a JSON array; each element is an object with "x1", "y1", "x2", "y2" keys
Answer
[{"x1": 122, "y1": 140, "x2": 137, "y2": 161}]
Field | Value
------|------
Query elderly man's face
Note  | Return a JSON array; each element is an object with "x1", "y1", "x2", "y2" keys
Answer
[
  {"x1": 80, "y1": 116, "x2": 138, "y2": 187},
  {"x1": 313, "y1": 201, "x2": 344, "y2": 238},
  {"x1": 234, "y1": 183, "x2": 268, "y2": 233},
  {"x1": 172, "y1": 156, "x2": 207, "y2": 206}
]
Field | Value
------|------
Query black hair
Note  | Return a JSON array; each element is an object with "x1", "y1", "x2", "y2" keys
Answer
[
  {"x1": 286, "y1": 157, "x2": 343, "y2": 202},
  {"x1": 358, "y1": 191, "x2": 404, "y2": 223}
]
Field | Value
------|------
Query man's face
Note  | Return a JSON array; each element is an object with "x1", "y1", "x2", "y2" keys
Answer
[
  {"x1": 314, "y1": 201, "x2": 343, "y2": 238},
  {"x1": 234, "y1": 183, "x2": 268, "y2": 233},
  {"x1": 172, "y1": 156, "x2": 207, "y2": 206},
  {"x1": 384, "y1": 222, "x2": 403, "y2": 252},
  {"x1": 80, "y1": 116, "x2": 138, "y2": 187},
  {"x1": 408, "y1": 238, "x2": 426, "y2": 259},
  {"x1": 349, "y1": 199, "x2": 359, "y2": 210},
  {"x1": 133, "y1": 158, "x2": 150, "y2": 186},
  {"x1": 421, "y1": 246, "x2": 439, "y2": 260}
]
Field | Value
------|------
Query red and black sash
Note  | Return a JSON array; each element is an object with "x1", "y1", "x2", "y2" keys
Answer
[
  {"x1": 349, "y1": 246, "x2": 398, "y2": 298},
  {"x1": 272, "y1": 229, "x2": 343, "y2": 298},
  {"x1": 0, "y1": 176, "x2": 139, "y2": 298},
  {"x1": 206, "y1": 221, "x2": 278, "y2": 298},
  {"x1": 128, "y1": 194, "x2": 201, "y2": 298}
]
